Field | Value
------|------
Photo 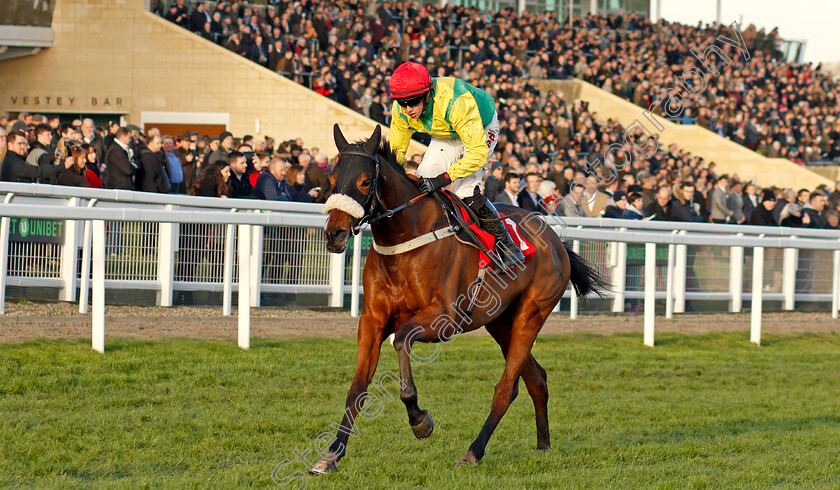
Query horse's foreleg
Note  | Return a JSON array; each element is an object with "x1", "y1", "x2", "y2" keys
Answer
[
  {"x1": 392, "y1": 304, "x2": 447, "y2": 439},
  {"x1": 457, "y1": 298, "x2": 545, "y2": 467},
  {"x1": 310, "y1": 310, "x2": 387, "y2": 475}
]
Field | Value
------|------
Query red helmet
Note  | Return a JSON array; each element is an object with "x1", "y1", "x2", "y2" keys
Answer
[{"x1": 389, "y1": 62, "x2": 432, "y2": 99}]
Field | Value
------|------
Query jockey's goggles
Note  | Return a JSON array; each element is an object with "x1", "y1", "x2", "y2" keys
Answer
[{"x1": 397, "y1": 94, "x2": 425, "y2": 108}]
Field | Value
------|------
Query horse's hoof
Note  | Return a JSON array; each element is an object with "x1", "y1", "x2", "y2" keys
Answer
[
  {"x1": 309, "y1": 457, "x2": 338, "y2": 475},
  {"x1": 536, "y1": 444, "x2": 551, "y2": 452},
  {"x1": 411, "y1": 410, "x2": 435, "y2": 440},
  {"x1": 454, "y1": 451, "x2": 478, "y2": 468}
]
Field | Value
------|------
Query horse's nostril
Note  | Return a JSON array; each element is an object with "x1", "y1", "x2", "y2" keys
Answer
[{"x1": 330, "y1": 228, "x2": 349, "y2": 242}]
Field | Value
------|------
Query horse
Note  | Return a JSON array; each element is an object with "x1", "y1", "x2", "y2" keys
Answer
[{"x1": 312, "y1": 124, "x2": 607, "y2": 473}]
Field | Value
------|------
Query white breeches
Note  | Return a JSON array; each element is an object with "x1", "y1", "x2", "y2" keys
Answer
[{"x1": 415, "y1": 112, "x2": 500, "y2": 198}]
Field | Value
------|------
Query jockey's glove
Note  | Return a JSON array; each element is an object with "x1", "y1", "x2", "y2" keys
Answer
[{"x1": 417, "y1": 172, "x2": 451, "y2": 193}]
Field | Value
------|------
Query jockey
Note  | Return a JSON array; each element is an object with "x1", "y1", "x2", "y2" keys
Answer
[{"x1": 388, "y1": 61, "x2": 525, "y2": 268}]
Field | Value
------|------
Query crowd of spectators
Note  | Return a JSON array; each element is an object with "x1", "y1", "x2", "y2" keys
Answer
[
  {"x1": 3, "y1": 2, "x2": 839, "y2": 234},
  {"x1": 487, "y1": 149, "x2": 840, "y2": 230},
  {"x1": 0, "y1": 112, "x2": 329, "y2": 204},
  {"x1": 575, "y1": 16, "x2": 840, "y2": 165},
  {"x1": 155, "y1": 1, "x2": 840, "y2": 166},
  {"x1": 4, "y1": 103, "x2": 840, "y2": 232},
  {"x1": 151, "y1": 0, "x2": 840, "y2": 230}
]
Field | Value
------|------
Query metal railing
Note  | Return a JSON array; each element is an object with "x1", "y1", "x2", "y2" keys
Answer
[{"x1": 3, "y1": 182, "x2": 840, "y2": 351}]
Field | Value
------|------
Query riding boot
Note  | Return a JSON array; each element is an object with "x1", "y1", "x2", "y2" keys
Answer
[{"x1": 465, "y1": 194, "x2": 526, "y2": 269}]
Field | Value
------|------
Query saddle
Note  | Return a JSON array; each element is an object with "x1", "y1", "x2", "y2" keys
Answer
[
  {"x1": 436, "y1": 191, "x2": 483, "y2": 240},
  {"x1": 435, "y1": 190, "x2": 535, "y2": 271},
  {"x1": 369, "y1": 186, "x2": 534, "y2": 272}
]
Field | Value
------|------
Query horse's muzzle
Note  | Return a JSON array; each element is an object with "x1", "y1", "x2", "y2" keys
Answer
[
  {"x1": 325, "y1": 209, "x2": 354, "y2": 253},
  {"x1": 325, "y1": 227, "x2": 349, "y2": 253}
]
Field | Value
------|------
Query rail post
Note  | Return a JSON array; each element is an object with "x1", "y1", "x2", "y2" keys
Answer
[
  {"x1": 329, "y1": 248, "x2": 346, "y2": 308},
  {"x1": 351, "y1": 233, "x2": 363, "y2": 317},
  {"x1": 832, "y1": 248, "x2": 840, "y2": 319},
  {"x1": 674, "y1": 230, "x2": 687, "y2": 313},
  {"x1": 157, "y1": 204, "x2": 176, "y2": 307},
  {"x1": 666, "y1": 242, "x2": 675, "y2": 319},
  {"x1": 59, "y1": 198, "x2": 80, "y2": 302},
  {"x1": 238, "y1": 224, "x2": 252, "y2": 350},
  {"x1": 782, "y1": 237, "x2": 797, "y2": 310},
  {"x1": 92, "y1": 219, "x2": 106, "y2": 353},
  {"x1": 250, "y1": 217, "x2": 263, "y2": 307},
  {"x1": 222, "y1": 210, "x2": 237, "y2": 316},
  {"x1": 644, "y1": 242, "x2": 656, "y2": 347},
  {"x1": 751, "y1": 244, "x2": 765, "y2": 345},
  {"x1": 78, "y1": 199, "x2": 97, "y2": 314},
  {"x1": 0, "y1": 193, "x2": 13, "y2": 314},
  {"x1": 729, "y1": 232, "x2": 744, "y2": 312},
  {"x1": 569, "y1": 239, "x2": 580, "y2": 319},
  {"x1": 611, "y1": 229, "x2": 627, "y2": 313}
]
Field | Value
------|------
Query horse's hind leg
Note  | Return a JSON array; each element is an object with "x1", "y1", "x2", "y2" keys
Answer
[
  {"x1": 523, "y1": 356, "x2": 550, "y2": 450},
  {"x1": 486, "y1": 316, "x2": 550, "y2": 452},
  {"x1": 457, "y1": 295, "x2": 547, "y2": 467},
  {"x1": 484, "y1": 312, "x2": 521, "y2": 405}
]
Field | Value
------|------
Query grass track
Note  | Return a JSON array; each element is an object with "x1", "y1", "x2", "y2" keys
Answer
[{"x1": 2, "y1": 332, "x2": 840, "y2": 488}]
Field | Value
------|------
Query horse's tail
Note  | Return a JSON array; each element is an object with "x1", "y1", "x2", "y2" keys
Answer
[{"x1": 564, "y1": 241, "x2": 611, "y2": 298}]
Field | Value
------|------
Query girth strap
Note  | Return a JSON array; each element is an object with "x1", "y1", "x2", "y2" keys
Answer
[{"x1": 372, "y1": 226, "x2": 459, "y2": 255}]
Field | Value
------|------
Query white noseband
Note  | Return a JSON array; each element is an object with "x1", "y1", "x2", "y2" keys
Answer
[{"x1": 322, "y1": 193, "x2": 365, "y2": 219}]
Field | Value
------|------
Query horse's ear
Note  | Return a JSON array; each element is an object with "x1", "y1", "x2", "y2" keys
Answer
[
  {"x1": 364, "y1": 125, "x2": 381, "y2": 155},
  {"x1": 334, "y1": 124, "x2": 349, "y2": 152}
]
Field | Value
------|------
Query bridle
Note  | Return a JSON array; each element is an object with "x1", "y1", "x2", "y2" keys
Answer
[
  {"x1": 335, "y1": 149, "x2": 428, "y2": 234},
  {"x1": 333, "y1": 143, "x2": 475, "y2": 263}
]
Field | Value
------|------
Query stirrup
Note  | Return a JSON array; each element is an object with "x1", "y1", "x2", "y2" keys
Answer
[
  {"x1": 466, "y1": 196, "x2": 525, "y2": 270},
  {"x1": 496, "y1": 241, "x2": 525, "y2": 269}
]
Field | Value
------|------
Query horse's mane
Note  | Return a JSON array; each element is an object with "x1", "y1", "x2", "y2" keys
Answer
[{"x1": 348, "y1": 136, "x2": 412, "y2": 182}]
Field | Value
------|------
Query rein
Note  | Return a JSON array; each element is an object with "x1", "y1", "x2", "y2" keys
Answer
[
  {"x1": 370, "y1": 193, "x2": 428, "y2": 224},
  {"x1": 334, "y1": 148, "x2": 504, "y2": 265}
]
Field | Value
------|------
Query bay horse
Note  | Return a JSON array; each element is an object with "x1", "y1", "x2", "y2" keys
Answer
[{"x1": 312, "y1": 124, "x2": 607, "y2": 473}]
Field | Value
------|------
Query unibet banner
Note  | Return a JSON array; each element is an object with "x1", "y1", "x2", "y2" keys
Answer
[{"x1": 8, "y1": 218, "x2": 65, "y2": 244}]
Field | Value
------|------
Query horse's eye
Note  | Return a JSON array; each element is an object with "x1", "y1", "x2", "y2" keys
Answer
[{"x1": 362, "y1": 179, "x2": 372, "y2": 187}]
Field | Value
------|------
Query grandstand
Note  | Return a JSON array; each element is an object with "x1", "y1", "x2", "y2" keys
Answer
[
  {"x1": 0, "y1": 0, "x2": 833, "y2": 184},
  {"x1": 5, "y1": 0, "x2": 840, "y2": 486},
  {"x1": 1, "y1": 0, "x2": 839, "y2": 309},
  {"x1": 147, "y1": 0, "x2": 836, "y2": 184}
]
